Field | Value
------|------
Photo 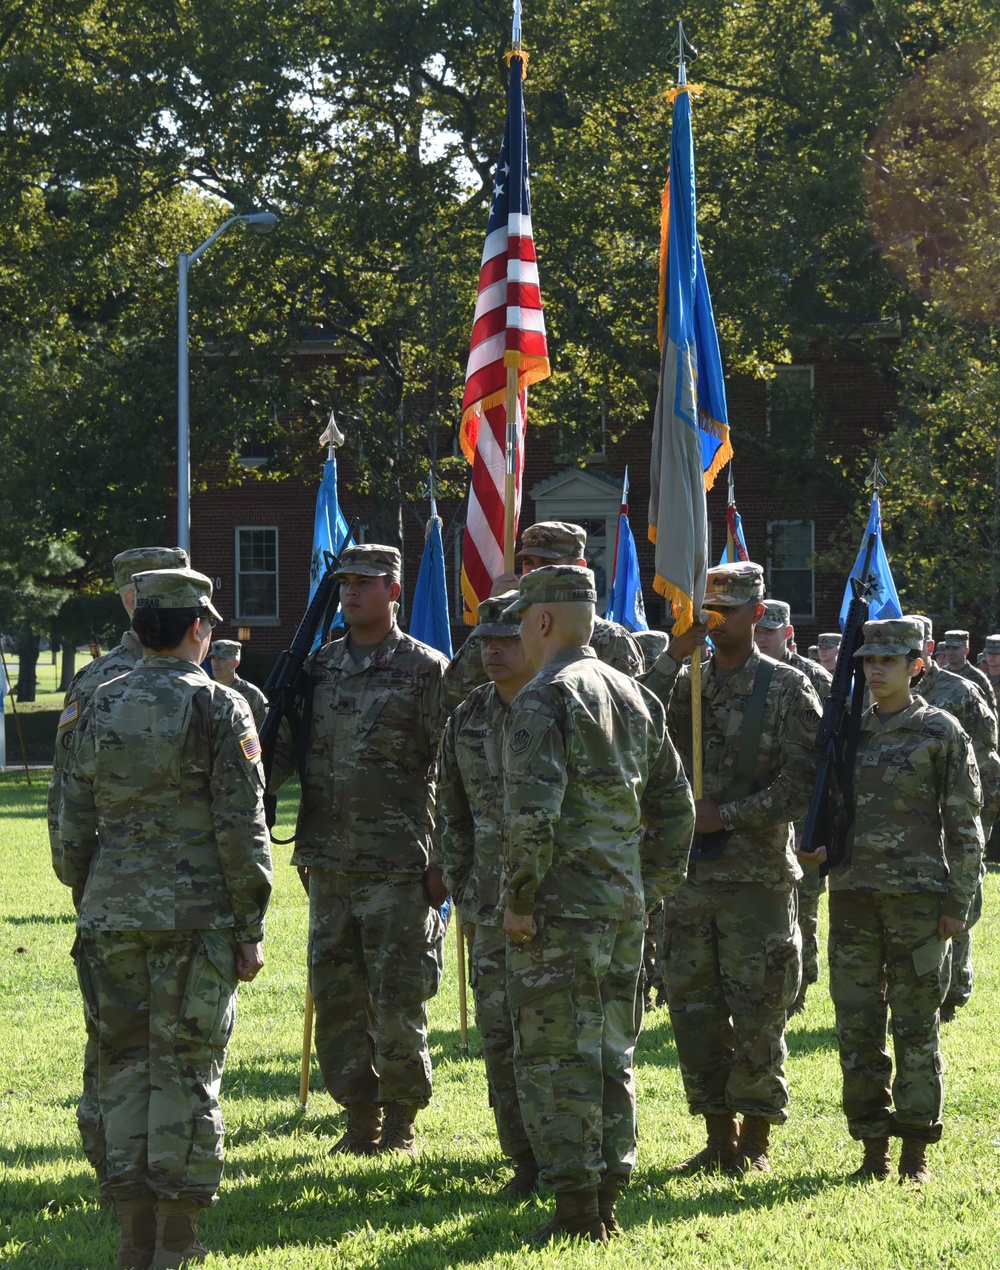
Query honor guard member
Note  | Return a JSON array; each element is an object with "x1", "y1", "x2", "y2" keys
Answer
[
  {"x1": 59, "y1": 568, "x2": 272, "y2": 1268},
  {"x1": 268, "y1": 545, "x2": 449, "y2": 1157},
  {"x1": 753, "y1": 599, "x2": 832, "y2": 1015},
  {"x1": 442, "y1": 521, "x2": 643, "y2": 710},
  {"x1": 942, "y1": 629, "x2": 998, "y2": 716},
  {"x1": 817, "y1": 632, "x2": 842, "y2": 674},
  {"x1": 983, "y1": 633, "x2": 1000, "y2": 703},
  {"x1": 500, "y1": 567, "x2": 694, "y2": 1242},
  {"x1": 644, "y1": 562, "x2": 822, "y2": 1174},
  {"x1": 798, "y1": 619, "x2": 983, "y2": 1182},
  {"x1": 206, "y1": 639, "x2": 268, "y2": 729},
  {"x1": 912, "y1": 616, "x2": 1000, "y2": 1023},
  {"x1": 46, "y1": 545, "x2": 189, "y2": 1201},
  {"x1": 436, "y1": 593, "x2": 539, "y2": 1195}
]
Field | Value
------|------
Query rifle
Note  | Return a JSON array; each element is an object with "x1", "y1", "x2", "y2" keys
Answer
[{"x1": 800, "y1": 532, "x2": 879, "y2": 877}]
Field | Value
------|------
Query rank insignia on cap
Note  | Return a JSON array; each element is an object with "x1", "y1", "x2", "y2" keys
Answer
[
  {"x1": 240, "y1": 732, "x2": 262, "y2": 762},
  {"x1": 58, "y1": 702, "x2": 79, "y2": 728}
]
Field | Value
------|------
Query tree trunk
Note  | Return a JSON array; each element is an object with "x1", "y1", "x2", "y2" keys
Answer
[
  {"x1": 59, "y1": 638, "x2": 77, "y2": 692},
  {"x1": 15, "y1": 625, "x2": 39, "y2": 703}
]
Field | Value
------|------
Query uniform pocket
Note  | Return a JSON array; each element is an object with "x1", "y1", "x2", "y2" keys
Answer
[{"x1": 177, "y1": 932, "x2": 238, "y2": 1050}]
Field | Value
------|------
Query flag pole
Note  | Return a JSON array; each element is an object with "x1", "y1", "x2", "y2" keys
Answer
[{"x1": 503, "y1": 1, "x2": 524, "y2": 573}]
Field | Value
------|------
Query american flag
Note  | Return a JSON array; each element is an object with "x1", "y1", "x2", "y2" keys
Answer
[{"x1": 459, "y1": 49, "x2": 549, "y2": 624}]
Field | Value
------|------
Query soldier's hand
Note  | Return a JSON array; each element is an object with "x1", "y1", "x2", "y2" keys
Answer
[
  {"x1": 503, "y1": 907, "x2": 537, "y2": 945},
  {"x1": 796, "y1": 844, "x2": 828, "y2": 869},
  {"x1": 667, "y1": 622, "x2": 709, "y2": 664},
  {"x1": 694, "y1": 798, "x2": 724, "y2": 833},
  {"x1": 236, "y1": 942, "x2": 264, "y2": 982},
  {"x1": 297, "y1": 866, "x2": 310, "y2": 895},
  {"x1": 424, "y1": 866, "x2": 449, "y2": 910},
  {"x1": 937, "y1": 914, "x2": 966, "y2": 940}
]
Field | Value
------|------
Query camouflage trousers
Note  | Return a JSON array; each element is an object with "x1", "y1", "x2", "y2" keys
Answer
[
  {"x1": 80, "y1": 929, "x2": 238, "y2": 1204},
  {"x1": 506, "y1": 914, "x2": 643, "y2": 1193},
  {"x1": 308, "y1": 870, "x2": 444, "y2": 1108},
  {"x1": 828, "y1": 890, "x2": 947, "y2": 1142},
  {"x1": 797, "y1": 866, "x2": 827, "y2": 986},
  {"x1": 663, "y1": 878, "x2": 801, "y2": 1123},
  {"x1": 469, "y1": 924, "x2": 531, "y2": 1161},
  {"x1": 71, "y1": 934, "x2": 106, "y2": 1187},
  {"x1": 943, "y1": 875, "x2": 984, "y2": 1008}
]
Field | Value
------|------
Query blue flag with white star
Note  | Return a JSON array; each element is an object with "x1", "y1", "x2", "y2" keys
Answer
[{"x1": 838, "y1": 492, "x2": 902, "y2": 629}]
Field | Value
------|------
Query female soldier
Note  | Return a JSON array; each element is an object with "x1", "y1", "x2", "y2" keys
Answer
[{"x1": 798, "y1": 618, "x2": 983, "y2": 1183}]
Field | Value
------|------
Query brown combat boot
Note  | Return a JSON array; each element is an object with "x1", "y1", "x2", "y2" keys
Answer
[
  {"x1": 113, "y1": 1197, "x2": 156, "y2": 1270},
  {"x1": 669, "y1": 1112, "x2": 739, "y2": 1174},
  {"x1": 736, "y1": 1115, "x2": 772, "y2": 1173},
  {"x1": 150, "y1": 1198, "x2": 208, "y2": 1268},
  {"x1": 329, "y1": 1102, "x2": 382, "y2": 1157},
  {"x1": 898, "y1": 1139, "x2": 931, "y2": 1184},
  {"x1": 849, "y1": 1136, "x2": 891, "y2": 1181},
  {"x1": 527, "y1": 1188, "x2": 608, "y2": 1245},
  {"x1": 597, "y1": 1172, "x2": 628, "y2": 1236},
  {"x1": 499, "y1": 1152, "x2": 539, "y2": 1198},
  {"x1": 379, "y1": 1101, "x2": 419, "y2": 1157}
]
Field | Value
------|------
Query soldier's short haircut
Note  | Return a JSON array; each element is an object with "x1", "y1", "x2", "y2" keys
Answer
[{"x1": 132, "y1": 606, "x2": 202, "y2": 652}]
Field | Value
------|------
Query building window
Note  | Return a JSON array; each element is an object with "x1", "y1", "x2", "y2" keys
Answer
[
  {"x1": 767, "y1": 365, "x2": 814, "y2": 447},
  {"x1": 529, "y1": 469, "x2": 622, "y2": 611},
  {"x1": 235, "y1": 527, "x2": 279, "y2": 620},
  {"x1": 768, "y1": 519, "x2": 815, "y2": 618}
]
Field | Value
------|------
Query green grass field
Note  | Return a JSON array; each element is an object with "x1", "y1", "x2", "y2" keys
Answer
[{"x1": 2, "y1": 769, "x2": 998, "y2": 1268}]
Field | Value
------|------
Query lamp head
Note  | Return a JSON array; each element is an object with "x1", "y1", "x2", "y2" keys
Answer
[{"x1": 241, "y1": 211, "x2": 277, "y2": 233}]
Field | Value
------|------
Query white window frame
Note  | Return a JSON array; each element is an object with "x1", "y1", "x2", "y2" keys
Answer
[
  {"x1": 234, "y1": 525, "x2": 280, "y2": 625},
  {"x1": 532, "y1": 476, "x2": 621, "y2": 612},
  {"x1": 767, "y1": 519, "x2": 815, "y2": 620}
]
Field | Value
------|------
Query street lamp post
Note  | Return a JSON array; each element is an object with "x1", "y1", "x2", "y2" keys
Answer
[{"x1": 177, "y1": 210, "x2": 277, "y2": 554}]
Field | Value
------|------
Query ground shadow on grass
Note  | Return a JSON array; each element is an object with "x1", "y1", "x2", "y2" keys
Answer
[
  {"x1": 640, "y1": 1163, "x2": 829, "y2": 1218},
  {"x1": 4, "y1": 913, "x2": 75, "y2": 926},
  {"x1": 0, "y1": 1139, "x2": 88, "y2": 1171},
  {"x1": 786, "y1": 1021, "x2": 839, "y2": 1056}
]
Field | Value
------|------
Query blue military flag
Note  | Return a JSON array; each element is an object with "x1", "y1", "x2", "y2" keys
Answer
[
  {"x1": 410, "y1": 515, "x2": 453, "y2": 658},
  {"x1": 606, "y1": 471, "x2": 649, "y2": 633},
  {"x1": 309, "y1": 456, "x2": 350, "y2": 606},
  {"x1": 838, "y1": 491, "x2": 902, "y2": 629}
]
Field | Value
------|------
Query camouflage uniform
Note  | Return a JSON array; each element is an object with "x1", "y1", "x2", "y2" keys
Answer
[
  {"x1": 828, "y1": 624, "x2": 983, "y2": 1143},
  {"x1": 502, "y1": 569, "x2": 695, "y2": 1194},
  {"x1": 59, "y1": 644, "x2": 272, "y2": 1205},
  {"x1": 269, "y1": 614, "x2": 449, "y2": 1110},
  {"x1": 207, "y1": 639, "x2": 268, "y2": 729},
  {"x1": 645, "y1": 632, "x2": 822, "y2": 1125},
  {"x1": 231, "y1": 674, "x2": 268, "y2": 730},
  {"x1": 943, "y1": 630, "x2": 998, "y2": 716}
]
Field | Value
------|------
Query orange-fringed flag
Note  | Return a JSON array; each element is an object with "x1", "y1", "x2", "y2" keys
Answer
[
  {"x1": 648, "y1": 80, "x2": 732, "y2": 634},
  {"x1": 459, "y1": 43, "x2": 549, "y2": 624}
]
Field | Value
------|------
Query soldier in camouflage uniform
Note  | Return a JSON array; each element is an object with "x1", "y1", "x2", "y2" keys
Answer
[
  {"x1": 47, "y1": 546, "x2": 189, "y2": 1200},
  {"x1": 59, "y1": 568, "x2": 272, "y2": 1268},
  {"x1": 983, "y1": 633, "x2": 1000, "y2": 862},
  {"x1": 911, "y1": 616, "x2": 999, "y2": 1023},
  {"x1": 942, "y1": 629, "x2": 998, "y2": 715},
  {"x1": 798, "y1": 618, "x2": 983, "y2": 1183},
  {"x1": 754, "y1": 600, "x2": 832, "y2": 1016},
  {"x1": 269, "y1": 545, "x2": 449, "y2": 1158},
  {"x1": 207, "y1": 639, "x2": 268, "y2": 728},
  {"x1": 442, "y1": 521, "x2": 643, "y2": 711},
  {"x1": 643, "y1": 563, "x2": 822, "y2": 1174},
  {"x1": 816, "y1": 632, "x2": 841, "y2": 674},
  {"x1": 500, "y1": 566, "x2": 694, "y2": 1242},
  {"x1": 436, "y1": 593, "x2": 538, "y2": 1194}
]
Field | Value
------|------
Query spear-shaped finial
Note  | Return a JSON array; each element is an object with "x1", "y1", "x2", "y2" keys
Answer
[
  {"x1": 727, "y1": 461, "x2": 735, "y2": 505},
  {"x1": 319, "y1": 407, "x2": 345, "y2": 457},
  {"x1": 512, "y1": 0, "x2": 522, "y2": 50},
  {"x1": 678, "y1": 20, "x2": 687, "y2": 87},
  {"x1": 865, "y1": 457, "x2": 887, "y2": 492}
]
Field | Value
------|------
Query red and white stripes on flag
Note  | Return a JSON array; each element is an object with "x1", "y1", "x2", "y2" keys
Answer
[{"x1": 459, "y1": 50, "x2": 549, "y2": 624}]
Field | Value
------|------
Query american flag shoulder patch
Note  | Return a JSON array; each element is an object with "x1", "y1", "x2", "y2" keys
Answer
[
  {"x1": 58, "y1": 701, "x2": 80, "y2": 728},
  {"x1": 240, "y1": 731, "x2": 262, "y2": 762}
]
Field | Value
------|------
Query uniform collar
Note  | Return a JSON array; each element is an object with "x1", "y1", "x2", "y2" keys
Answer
[
  {"x1": 329, "y1": 623, "x2": 403, "y2": 672},
  {"x1": 707, "y1": 643, "x2": 770, "y2": 695},
  {"x1": 545, "y1": 645, "x2": 597, "y2": 673}
]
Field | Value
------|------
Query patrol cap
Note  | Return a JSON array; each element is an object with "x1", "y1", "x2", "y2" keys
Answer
[
  {"x1": 207, "y1": 640, "x2": 242, "y2": 659},
  {"x1": 516, "y1": 521, "x2": 587, "y2": 561},
  {"x1": 944, "y1": 629, "x2": 970, "y2": 647},
  {"x1": 113, "y1": 547, "x2": 189, "y2": 591},
  {"x1": 502, "y1": 565, "x2": 597, "y2": 615},
  {"x1": 853, "y1": 617, "x2": 925, "y2": 658},
  {"x1": 757, "y1": 599, "x2": 791, "y2": 630},
  {"x1": 634, "y1": 629, "x2": 671, "y2": 667},
  {"x1": 807, "y1": 645, "x2": 819, "y2": 660},
  {"x1": 703, "y1": 561, "x2": 765, "y2": 608},
  {"x1": 985, "y1": 634, "x2": 1000, "y2": 653},
  {"x1": 908, "y1": 614, "x2": 933, "y2": 642},
  {"x1": 335, "y1": 544, "x2": 401, "y2": 580},
  {"x1": 132, "y1": 568, "x2": 223, "y2": 622},
  {"x1": 817, "y1": 633, "x2": 841, "y2": 648},
  {"x1": 471, "y1": 591, "x2": 522, "y2": 639}
]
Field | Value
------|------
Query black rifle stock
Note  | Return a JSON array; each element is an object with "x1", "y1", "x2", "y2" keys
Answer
[{"x1": 800, "y1": 532, "x2": 878, "y2": 877}]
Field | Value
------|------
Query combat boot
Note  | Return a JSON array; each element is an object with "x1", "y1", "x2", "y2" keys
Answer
[
  {"x1": 938, "y1": 1002, "x2": 956, "y2": 1024},
  {"x1": 499, "y1": 1152, "x2": 539, "y2": 1198},
  {"x1": 669, "y1": 1112, "x2": 739, "y2": 1174},
  {"x1": 597, "y1": 1172, "x2": 628, "y2": 1236},
  {"x1": 787, "y1": 984, "x2": 809, "y2": 1017},
  {"x1": 379, "y1": 1101, "x2": 419, "y2": 1157},
  {"x1": 113, "y1": 1196, "x2": 156, "y2": 1270},
  {"x1": 329, "y1": 1102, "x2": 382, "y2": 1157},
  {"x1": 527, "y1": 1188, "x2": 607, "y2": 1245},
  {"x1": 849, "y1": 1136, "x2": 891, "y2": 1181},
  {"x1": 898, "y1": 1139, "x2": 931, "y2": 1184},
  {"x1": 150, "y1": 1198, "x2": 208, "y2": 1268},
  {"x1": 736, "y1": 1115, "x2": 772, "y2": 1173}
]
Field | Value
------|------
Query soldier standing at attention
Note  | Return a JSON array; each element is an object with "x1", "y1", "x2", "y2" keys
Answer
[
  {"x1": 816, "y1": 632, "x2": 842, "y2": 674},
  {"x1": 983, "y1": 633, "x2": 1000, "y2": 704},
  {"x1": 206, "y1": 639, "x2": 268, "y2": 729},
  {"x1": 268, "y1": 545, "x2": 449, "y2": 1158},
  {"x1": 942, "y1": 629, "x2": 998, "y2": 715},
  {"x1": 753, "y1": 599, "x2": 832, "y2": 1017},
  {"x1": 501, "y1": 566, "x2": 694, "y2": 1243},
  {"x1": 47, "y1": 546, "x2": 189, "y2": 1201},
  {"x1": 644, "y1": 562, "x2": 822, "y2": 1174},
  {"x1": 436, "y1": 593, "x2": 539, "y2": 1195},
  {"x1": 59, "y1": 569, "x2": 272, "y2": 1268},
  {"x1": 798, "y1": 619, "x2": 983, "y2": 1183}
]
